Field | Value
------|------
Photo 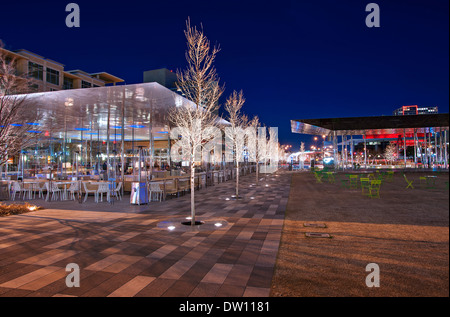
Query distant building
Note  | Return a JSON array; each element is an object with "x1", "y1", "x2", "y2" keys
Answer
[
  {"x1": 143, "y1": 68, "x2": 219, "y2": 114},
  {"x1": 0, "y1": 47, "x2": 124, "y2": 92},
  {"x1": 143, "y1": 68, "x2": 179, "y2": 92},
  {"x1": 393, "y1": 105, "x2": 438, "y2": 116}
]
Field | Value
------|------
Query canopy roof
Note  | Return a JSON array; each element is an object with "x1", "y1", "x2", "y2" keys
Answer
[
  {"x1": 291, "y1": 113, "x2": 449, "y2": 136},
  {"x1": 18, "y1": 82, "x2": 228, "y2": 141}
]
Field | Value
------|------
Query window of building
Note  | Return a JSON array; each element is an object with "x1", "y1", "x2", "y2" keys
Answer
[
  {"x1": 81, "y1": 80, "x2": 92, "y2": 88},
  {"x1": 28, "y1": 62, "x2": 43, "y2": 80},
  {"x1": 46, "y1": 67, "x2": 60, "y2": 85},
  {"x1": 63, "y1": 77, "x2": 74, "y2": 90}
]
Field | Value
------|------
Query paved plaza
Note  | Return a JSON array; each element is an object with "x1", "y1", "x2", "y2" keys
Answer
[
  {"x1": 272, "y1": 170, "x2": 449, "y2": 297},
  {"x1": 1, "y1": 169, "x2": 449, "y2": 297},
  {"x1": 0, "y1": 171, "x2": 289, "y2": 297}
]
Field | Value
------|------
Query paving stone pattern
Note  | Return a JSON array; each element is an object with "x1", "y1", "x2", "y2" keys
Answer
[{"x1": 0, "y1": 172, "x2": 290, "y2": 297}]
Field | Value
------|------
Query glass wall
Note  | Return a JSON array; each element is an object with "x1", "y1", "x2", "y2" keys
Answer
[{"x1": 2, "y1": 82, "x2": 200, "y2": 182}]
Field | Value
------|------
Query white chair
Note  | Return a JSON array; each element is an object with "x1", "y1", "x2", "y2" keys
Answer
[
  {"x1": 35, "y1": 182, "x2": 46, "y2": 199},
  {"x1": 111, "y1": 182, "x2": 122, "y2": 201},
  {"x1": 10, "y1": 182, "x2": 27, "y2": 200},
  {"x1": 149, "y1": 182, "x2": 163, "y2": 202},
  {"x1": 67, "y1": 182, "x2": 80, "y2": 200},
  {"x1": 83, "y1": 182, "x2": 98, "y2": 202},
  {"x1": 45, "y1": 182, "x2": 61, "y2": 201},
  {"x1": 96, "y1": 183, "x2": 110, "y2": 202}
]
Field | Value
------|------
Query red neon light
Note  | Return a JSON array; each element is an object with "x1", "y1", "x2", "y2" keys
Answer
[
  {"x1": 366, "y1": 133, "x2": 424, "y2": 139},
  {"x1": 402, "y1": 105, "x2": 418, "y2": 115}
]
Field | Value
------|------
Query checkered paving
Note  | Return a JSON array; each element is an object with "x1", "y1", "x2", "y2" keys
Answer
[{"x1": 0, "y1": 172, "x2": 290, "y2": 297}]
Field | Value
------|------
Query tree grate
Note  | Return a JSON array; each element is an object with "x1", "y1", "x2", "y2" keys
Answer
[
  {"x1": 303, "y1": 223, "x2": 327, "y2": 228},
  {"x1": 305, "y1": 232, "x2": 332, "y2": 238}
]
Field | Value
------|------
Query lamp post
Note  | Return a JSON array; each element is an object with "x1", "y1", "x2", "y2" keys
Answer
[
  {"x1": 311, "y1": 145, "x2": 316, "y2": 169},
  {"x1": 322, "y1": 135, "x2": 326, "y2": 167}
]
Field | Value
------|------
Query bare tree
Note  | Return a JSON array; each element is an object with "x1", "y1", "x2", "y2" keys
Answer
[
  {"x1": 0, "y1": 42, "x2": 40, "y2": 177},
  {"x1": 248, "y1": 115, "x2": 262, "y2": 183},
  {"x1": 169, "y1": 19, "x2": 224, "y2": 226},
  {"x1": 299, "y1": 142, "x2": 306, "y2": 169},
  {"x1": 278, "y1": 143, "x2": 288, "y2": 164},
  {"x1": 383, "y1": 142, "x2": 398, "y2": 164},
  {"x1": 224, "y1": 90, "x2": 249, "y2": 198},
  {"x1": 257, "y1": 125, "x2": 279, "y2": 175}
]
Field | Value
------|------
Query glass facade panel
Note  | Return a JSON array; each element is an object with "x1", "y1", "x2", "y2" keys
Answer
[
  {"x1": 63, "y1": 77, "x2": 74, "y2": 90},
  {"x1": 46, "y1": 67, "x2": 60, "y2": 85},
  {"x1": 81, "y1": 80, "x2": 92, "y2": 88},
  {"x1": 28, "y1": 61, "x2": 43, "y2": 80}
]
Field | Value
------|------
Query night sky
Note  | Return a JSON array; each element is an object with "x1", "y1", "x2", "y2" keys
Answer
[{"x1": 1, "y1": 0, "x2": 448, "y2": 149}]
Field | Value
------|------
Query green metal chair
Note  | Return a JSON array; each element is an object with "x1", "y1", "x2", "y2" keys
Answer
[
  {"x1": 340, "y1": 179, "x2": 350, "y2": 188},
  {"x1": 403, "y1": 174, "x2": 414, "y2": 189},
  {"x1": 325, "y1": 172, "x2": 335, "y2": 183},
  {"x1": 360, "y1": 177, "x2": 370, "y2": 195},
  {"x1": 386, "y1": 171, "x2": 394, "y2": 182},
  {"x1": 314, "y1": 172, "x2": 323, "y2": 183},
  {"x1": 419, "y1": 176, "x2": 426, "y2": 185},
  {"x1": 376, "y1": 171, "x2": 384, "y2": 181},
  {"x1": 368, "y1": 180, "x2": 381, "y2": 198},
  {"x1": 425, "y1": 176, "x2": 437, "y2": 189},
  {"x1": 349, "y1": 175, "x2": 359, "y2": 189}
]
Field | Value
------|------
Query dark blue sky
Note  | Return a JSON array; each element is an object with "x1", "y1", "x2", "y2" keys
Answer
[{"x1": 1, "y1": 0, "x2": 448, "y2": 148}]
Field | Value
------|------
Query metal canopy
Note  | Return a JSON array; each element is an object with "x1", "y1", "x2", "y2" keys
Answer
[{"x1": 291, "y1": 113, "x2": 449, "y2": 136}]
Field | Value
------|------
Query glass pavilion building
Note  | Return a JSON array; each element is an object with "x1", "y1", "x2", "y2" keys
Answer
[{"x1": 3, "y1": 82, "x2": 229, "y2": 187}]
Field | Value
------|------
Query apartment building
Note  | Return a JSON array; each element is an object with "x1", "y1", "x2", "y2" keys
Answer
[{"x1": 1, "y1": 47, "x2": 124, "y2": 92}]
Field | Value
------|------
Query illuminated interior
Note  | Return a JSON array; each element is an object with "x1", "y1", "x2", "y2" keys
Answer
[{"x1": 3, "y1": 82, "x2": 228, "y2": 181}]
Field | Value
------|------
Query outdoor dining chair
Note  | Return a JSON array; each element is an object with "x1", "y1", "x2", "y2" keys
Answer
[
  {"x1": 375, "y1": 171, "x2": 384, "y2": 182},
  {"x1": 45, "y1": 181, "x2": 62, "y2": 201},
  {"x1": 386, "y1": 171, "x2": 394, "y2": 182},
  {"x1": 83, "y1": 182, "x2": 98, "y2": 202},
  {"x1": 368, "y1": 180, "x2": 381, "y2": 198},
  {"x1": 314, "y1": 172, "x2": 323, "y2": 183},
  {"x1": 340, "y1": 179, "x2": 349, "y2": 189},
  {"x1": 403, "y1": 174, "x2": 414, "y2": 189},
  {"x1": 360, "y1": 177, "x2": 370, "y2": 195},
  {"x1": 349, "y1": 175, "x2": 359, "y2": 189},
  {"x1": 67, "y1": 182, "x2": 80, "y2": 200},
  {"x1": 149, "y1": 182, "x2": 163, "y2": 202},
  {"x1": 419, "y1": 176, "x2": 427, "y2": 184},
  {"x1": 10, "y1": 181, "x2": 29, "y2": 200},
  {"x1": 34, "y1": 182, "x2": 46, "y2": 199},
  {"x1": 111, "y1": 182, "x2": 122, "y2": 201},
  {"x1": 96, "y1": 183, "x2": 110, "y2": 202}
]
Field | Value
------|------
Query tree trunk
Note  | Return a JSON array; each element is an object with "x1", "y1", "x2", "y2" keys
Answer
[
  {"x1": 236, "y1": 161, "x2": 239, "y2": 198},
  {"x1": 255, "y1": 162, "x2": 259, "y2": 183},
  {"x1": 190, "y1": 161, "x2": 195, "y2": 226}
]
